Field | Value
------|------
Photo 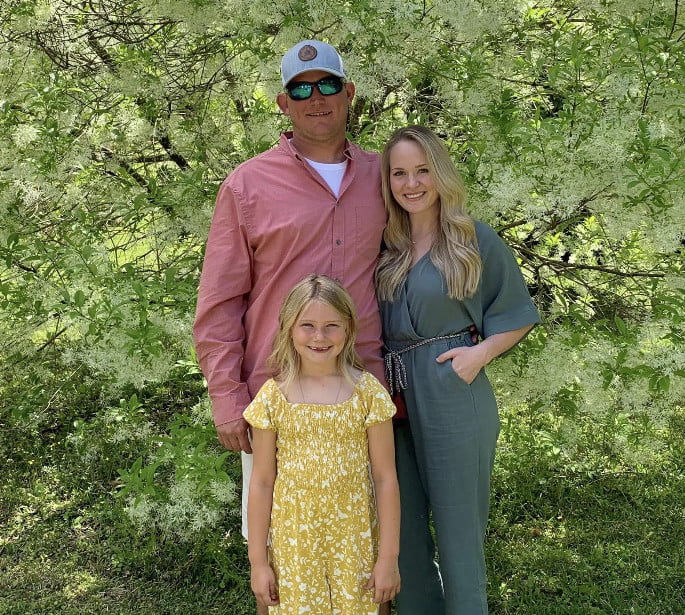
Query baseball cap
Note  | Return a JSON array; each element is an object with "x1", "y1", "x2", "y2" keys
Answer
[{"x1": 281, "y1": 40, "x2": 347, "y2": 86}]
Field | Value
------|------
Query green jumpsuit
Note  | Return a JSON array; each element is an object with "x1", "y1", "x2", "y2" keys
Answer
[{"x1": 380, "y1": 221, "x2": 540, "y2": 615}]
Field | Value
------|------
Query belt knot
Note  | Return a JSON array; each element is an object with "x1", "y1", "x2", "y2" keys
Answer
[{"x1": 384, "y1": 351, "x2": 407, "y2": 397}]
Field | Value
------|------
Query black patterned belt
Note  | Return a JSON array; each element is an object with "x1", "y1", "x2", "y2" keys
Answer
[{"x1": 383, "y1": 327, "x2": 475, "y2": 396}]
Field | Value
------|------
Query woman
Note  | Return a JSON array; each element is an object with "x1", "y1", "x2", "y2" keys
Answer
[{"x1": 375, "y1": 125, "x2": 540, "y2": 615}]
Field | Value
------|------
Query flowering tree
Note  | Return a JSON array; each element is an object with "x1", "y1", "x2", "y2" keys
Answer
[{"x1": 1, "y1": 0, "x2": 683, "y2": 531}]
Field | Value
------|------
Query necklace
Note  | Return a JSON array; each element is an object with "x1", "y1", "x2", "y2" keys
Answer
[
  {"x1": 410, "y1": 229, "x2": 437, "y2": 245},
  {"x1": 298, "y1": 374, "x2": 344, "y2": 404}
]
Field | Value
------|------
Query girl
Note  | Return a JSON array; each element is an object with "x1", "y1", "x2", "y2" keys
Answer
[
  {"x1": 244, "y1": 274, "x2": 401, "y2": 614},
  {"x1": 376, "y1": 125, "x2": 540, "y2": 615}
]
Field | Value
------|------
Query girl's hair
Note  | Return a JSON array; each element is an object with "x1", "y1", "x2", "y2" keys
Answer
[
  {"x1": 268, "y1": 274, "x2": 364, "y2": 390},
  {"x1": 375, "y1": 125, "x2": 482, "y2": 301}
]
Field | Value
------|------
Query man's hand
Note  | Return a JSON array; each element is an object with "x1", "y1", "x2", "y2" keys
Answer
[{"x1": 216, "y1": 417, "x2": 252, "y2": 453}]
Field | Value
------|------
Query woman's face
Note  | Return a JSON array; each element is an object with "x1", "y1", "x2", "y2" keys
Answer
[{"x1": 388, "y1": 139, "x2": 440, "y2": 218}]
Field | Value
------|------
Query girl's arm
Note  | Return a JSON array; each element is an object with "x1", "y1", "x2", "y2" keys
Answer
[
  {"x1": 247, "y1": 427, "x2": 279, "y2": 607},
  {"x1": 435, "y1": 324, "x2": 535, "y2": 384},
  {"x1": 365, "y1": 420, "x2": 401, "y2": 604}
]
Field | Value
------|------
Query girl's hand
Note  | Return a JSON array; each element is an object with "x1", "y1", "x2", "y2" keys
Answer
[
  {"x1": 251, "y1": 564, "x2": 279, "y2": 607},
  {"x1": 365, "y1": 556, "x2": 401, "y2": 604}
]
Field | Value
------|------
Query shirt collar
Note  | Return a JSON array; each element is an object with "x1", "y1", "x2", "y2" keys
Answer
[{"x1": 280, "y1": 131, "x2": 354, "y2": 162}]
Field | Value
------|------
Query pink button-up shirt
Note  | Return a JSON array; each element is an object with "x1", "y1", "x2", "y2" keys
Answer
[{"x1": 193, "y1": 132, "x2": 387, "y2": 426}]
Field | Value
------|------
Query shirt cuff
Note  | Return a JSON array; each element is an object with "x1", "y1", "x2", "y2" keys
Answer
[{"x1": 210, "y1": 390, "x2": 253, "y2": 426}]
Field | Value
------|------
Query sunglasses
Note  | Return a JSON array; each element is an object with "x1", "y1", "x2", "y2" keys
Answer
[{"x1": 285, "y1": 76, "x2": 345, "y2": 100}]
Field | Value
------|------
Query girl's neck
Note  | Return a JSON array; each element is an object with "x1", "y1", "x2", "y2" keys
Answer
[
  {"x1": 299, "y1": 365, "x2": 341, "y2": 378},
  {"x1": 291, "y1": 371, "x2": 352, "y2": 406}
]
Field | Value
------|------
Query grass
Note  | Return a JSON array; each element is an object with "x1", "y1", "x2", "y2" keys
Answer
[
  {"x1": 487, "y1": 465, "x2": 684, "y2": 614},
  {"x1": 1, "y1": 409, "x2": 684, "y2": 615},
  {"x1": 0, "y1": 448, "x2": 255, "y2": 615}
]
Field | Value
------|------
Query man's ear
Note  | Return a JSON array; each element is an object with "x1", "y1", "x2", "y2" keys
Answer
[
  {"x1": 345, "y1": 81, "x2": 356, "y2": 103},
  {"x1": 276, "y1": 92, "x2": 290, "y2": 115}
]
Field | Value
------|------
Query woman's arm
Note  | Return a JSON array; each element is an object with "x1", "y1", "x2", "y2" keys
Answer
[
  {"x1": 436, "y1": 324, "x2": 534, "y2": 384},
  {"x1": 247, "y1": 427, "x2": 279, "y2": 607},
  {"x1": 365, "y1": 420, "x2": 401, "y2": 604}
]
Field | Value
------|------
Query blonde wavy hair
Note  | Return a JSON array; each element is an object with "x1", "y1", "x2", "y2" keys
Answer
[
  {"x1": 375, "y1": 125, "x2": 482, "y2": 301},
  {"x1": 268, "y1": 274, "x2": 364, "y2": 391}
]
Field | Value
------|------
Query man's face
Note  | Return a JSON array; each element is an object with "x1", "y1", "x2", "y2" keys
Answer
[{"x1": 277, "y1": 70, "x2": 355, "y2": 144}]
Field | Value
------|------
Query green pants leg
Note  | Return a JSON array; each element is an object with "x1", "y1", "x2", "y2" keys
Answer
[
  {"x1": 395, "y1": 349, "x2": 500, "y2": 615},
  {"x1": 394, "y1": 419, "x2": 445, "y2": 614}
]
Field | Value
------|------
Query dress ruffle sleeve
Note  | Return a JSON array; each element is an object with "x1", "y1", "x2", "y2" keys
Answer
[
  {"x1": 361, "y1": 372, "x2": 397, "y2": 427},
  {"x1": 243, "y1": 379, "x2": 278, "y2": 431}
]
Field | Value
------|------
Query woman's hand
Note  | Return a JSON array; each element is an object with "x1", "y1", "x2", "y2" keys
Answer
[
  {"x1": 365, "y1": 556, "x2": 401, "y2": 604},
  {"x1": 436, "y1": 325, "x2": 535, "y2": 384},
  {"x1": 251, "y1": 563, "x2": 279, "y2": 607},
  {"x1": 435, "y1": 344, "x2": 487, "y2": 384}
]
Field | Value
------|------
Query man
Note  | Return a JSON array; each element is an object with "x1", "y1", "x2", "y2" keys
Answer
[{"x1": 193, "y1": 39, "x2": 391, "y2": 614}]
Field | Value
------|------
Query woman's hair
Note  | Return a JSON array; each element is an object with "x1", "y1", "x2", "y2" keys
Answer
[
  {"x1": 375, "y1": 125, "x2": 482, "y2": 301},
  {"x1": 268, "y1": 274, "x2": 364, "y2": 390}
]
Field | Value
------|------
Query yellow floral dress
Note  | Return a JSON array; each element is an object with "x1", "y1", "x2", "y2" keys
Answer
[{"x1": 244, "y1": 371, "x2": 396, "y2": 615}]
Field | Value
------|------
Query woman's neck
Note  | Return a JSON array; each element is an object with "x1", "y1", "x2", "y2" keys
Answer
[
  {"x1": 409, "y1": 211, "x2": 439, "y2": 242},
  {"x1": 409, "y1": 213, "x2": 438, "y2": 265}
]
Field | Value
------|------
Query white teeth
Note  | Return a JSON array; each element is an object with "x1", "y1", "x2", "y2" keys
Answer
[{"x1": 405, "y1": 193, "x2": 424, "y2": 199}]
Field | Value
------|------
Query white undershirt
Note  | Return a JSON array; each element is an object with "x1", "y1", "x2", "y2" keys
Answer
[{"x1": 305, "y1": 158, "x2": 348, "y2": 197}]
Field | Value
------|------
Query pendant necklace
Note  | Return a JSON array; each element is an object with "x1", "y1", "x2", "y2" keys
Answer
[{"x1": 298, "y1": 374, "x2": 343, "y2": 404}]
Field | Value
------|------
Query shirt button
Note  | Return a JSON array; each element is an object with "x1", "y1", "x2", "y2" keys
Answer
[{"x1": 336, "y1": 240, "x2": 342, "y2": 245}]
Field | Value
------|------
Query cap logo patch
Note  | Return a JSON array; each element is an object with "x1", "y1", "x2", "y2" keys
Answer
[{"x1": 298, "y1": 45, "x2": 318, "y2": 61}]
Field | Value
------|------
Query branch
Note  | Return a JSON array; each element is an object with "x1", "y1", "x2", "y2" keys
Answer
[
  {"x1": 515, "y1": 245, "x2": 665, "y2": 278},
  {"x1": 36, "y1": 326, "x2": 70, "y2": 353},
  {"x1": 669, "y1": 0, "x2": 680, "y2": 40},
  {"x1": 158, "y1": 134, "x2": 191, "y2": 170}
]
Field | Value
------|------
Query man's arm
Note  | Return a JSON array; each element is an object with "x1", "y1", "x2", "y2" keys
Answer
[{"x1": 193, "y1": 179, "x2": 254, "y2": 451}]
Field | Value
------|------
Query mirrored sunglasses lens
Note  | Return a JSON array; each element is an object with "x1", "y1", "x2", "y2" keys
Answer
[
  {"x1": 318, "y1": 78, "x2": 343, "y2": 95},
  {"x1": 289, "y1": 84, "x2": 313, "y2": 99}
]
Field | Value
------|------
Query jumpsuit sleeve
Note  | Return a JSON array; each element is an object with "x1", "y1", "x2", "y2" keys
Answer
[{"x1": 475, "y1": 222, "x2": 541, "y2": 339}]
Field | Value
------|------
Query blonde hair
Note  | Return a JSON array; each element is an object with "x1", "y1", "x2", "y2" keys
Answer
[
  {"x1": 269, "y1": 274, "x2": 364, "y2": 391},
  {"x1": 375, "y1": 125, "x2": 482, "y2": 301}
]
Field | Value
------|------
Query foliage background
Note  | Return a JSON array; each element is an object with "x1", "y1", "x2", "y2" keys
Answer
[{"x1": 1, "y1": 0, "x2": 683, "y2": 613}]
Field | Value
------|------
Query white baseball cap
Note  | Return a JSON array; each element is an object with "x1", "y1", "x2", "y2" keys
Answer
[{"x1": 281, "y1": 40, "x2": 347, "y2": 86}]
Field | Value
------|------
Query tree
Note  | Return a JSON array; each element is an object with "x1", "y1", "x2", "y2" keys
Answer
[{"x1": 1, "y1": 0, "x2": 683, "y2": 534}]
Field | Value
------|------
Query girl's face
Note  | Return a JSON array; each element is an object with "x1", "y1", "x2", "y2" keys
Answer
[
  {"x1": 291, "y1": 300, "x2": 347, "y2": 371},
  {"x1": 388, "y1": 139, "x2": 440, "y2": 219}
]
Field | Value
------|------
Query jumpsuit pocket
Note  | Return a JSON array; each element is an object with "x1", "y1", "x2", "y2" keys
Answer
[
  {"x1": 434, "y1": 333, "x2": 477, "y2": 387},
  {"x1": 436, "y1": 358, "x2": 473, "y2": 387},
  {"x1": 432, "y1": 356, "x2": 480, "y2": 427}
]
